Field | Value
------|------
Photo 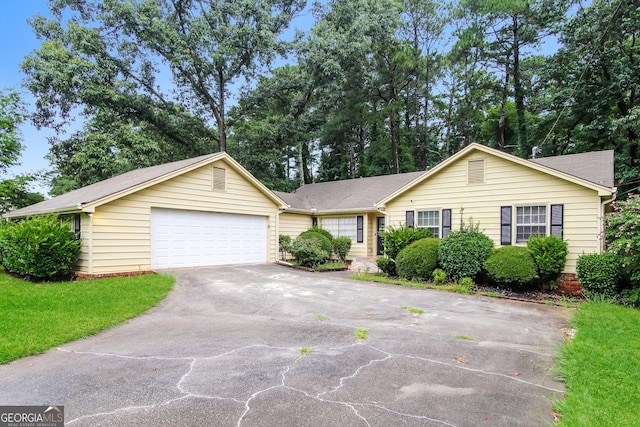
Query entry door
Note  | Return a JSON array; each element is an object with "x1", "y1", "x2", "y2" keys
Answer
[{"x1": 376, "y1": 217, "x2": 385, "y2": 255}]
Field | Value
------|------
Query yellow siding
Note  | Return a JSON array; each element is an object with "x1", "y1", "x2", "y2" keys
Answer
[
  {"x1": 278, "y1": 212, "x2": 312, "y2": 238},
  {"x1": 385, "y1": 152, "x2": 604, "y2": 273},
  {"x1": 85, "y1": 159, "x2": 280, "y2": 275}
]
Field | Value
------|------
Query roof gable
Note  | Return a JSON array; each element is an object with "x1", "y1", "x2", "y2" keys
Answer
[
  {"x1": 377, "y1": 143, "x2": 616, "y2": 206},
  {"x1": 275, "y1": 171, "x2": 425, "y2": 213},
  {"x1": 6, "y1": 153, "x2": 287, "y2": 218}
]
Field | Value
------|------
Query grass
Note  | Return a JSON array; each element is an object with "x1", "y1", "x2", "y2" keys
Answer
[
  {"x1": 299, "y1": 347, "x2": 312, "y2": 355},
  {"x1": 401, "y1": 306, "x2": 425, "y2": 315},
  {"x1": 0, "y1": 272, "x2": 174, "y2": 364},
  {"x1": 556, "y1": 302, "x2": 640, "y2": 426},
  {"x1": 355, "y1": 328, "x2": 369, "y2": 340},
  {"x1": 456, "y1": 335, "x2": 474, "y2": 341},
  {"x1": 316, "y1": 314, "x2": 328, "y2": 321},
  {"x1": 315, "y1": 262, "x2": 347, "y2": 270},
  {"x1": 352, "y1": 272, "x2": 474, "y2": 294}
]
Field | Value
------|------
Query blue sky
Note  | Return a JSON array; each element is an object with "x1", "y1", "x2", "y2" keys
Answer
[{"x1": 1, "y1": 2, "x2": 53, "y2": 190}]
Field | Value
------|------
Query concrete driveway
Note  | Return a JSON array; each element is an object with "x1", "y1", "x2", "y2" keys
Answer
[{"x1": 0, "y1": 264, "x2": 571, "y2": 426}]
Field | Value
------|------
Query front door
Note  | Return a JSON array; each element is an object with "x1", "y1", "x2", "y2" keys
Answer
[{"x1": 376, "y1": 217, "x2": 385, "y2": 255}]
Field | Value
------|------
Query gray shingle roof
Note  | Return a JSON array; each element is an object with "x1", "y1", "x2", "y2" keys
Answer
[
  {"x1": 5, "y1": 153, "x2": 221, "y2": 218},
  {"x1": 530, "y1": 150, "x2": 615, "y2": 188},
  {"x1": 275, "y1": 171, "x2": 425, "y2": 213}
]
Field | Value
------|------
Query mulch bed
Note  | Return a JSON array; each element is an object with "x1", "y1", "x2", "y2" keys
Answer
[{"x1": 475, "y1": 285, "x2": 584, "y2": 305}]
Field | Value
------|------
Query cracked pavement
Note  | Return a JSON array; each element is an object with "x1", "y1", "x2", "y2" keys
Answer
[{"x1": 0, "y1": 264, "x2": 571, "y2": 426}]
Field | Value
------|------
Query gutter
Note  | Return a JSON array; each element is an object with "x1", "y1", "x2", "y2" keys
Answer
[{"x1": 599, "y1": 188, "x2": 618, "y2": 253}]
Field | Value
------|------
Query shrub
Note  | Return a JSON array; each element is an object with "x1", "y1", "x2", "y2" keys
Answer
[
  {"x1": 438, "y1": 230, "x2": 493, "y2": 280},
  {"x1": 605, "y1": 194, "x2": 640, "y2": 286},
  {"x1": 527, "y1": 235, "x2": 568, "y2": 279},
  {"x1": 291, "y1": 237, "x2": 329, "y2": 268},
  {"x1": 432, "y1": 268, "x2": 447, "y2": 284},
  {"x1": 0, "y1": 215, "x2": 81, "y2": 279},
  {"x1": 298, "y1": 231, "x2": 333, "y2": 255},
  {"x1": 576, "y1": 253, "x2": 622, "y2": 298},
  {"x1": 333, "y1": 237, "x2": 352, "y2": 263},
  {"x1": 396, "y1": 238, "x2": 440, "y2": 281},
  {"x1": 483, "y1": 246, "x2": 537, "y2": 289},
  {"x1": 376, "y1": 257, "x2": 396, "y2": 276},
  {"x1": 380, "y1": 225, "x2": 431, "y2": 260},
  {"x1": 301, "y1": 227, "x2": 334, "y2": 243},
  {"x1": 279, "y1": 234, "x2": 292, "y2": 260},
  {"x1": 458, "y1": 277, "x2": 474, "y2": 287}
]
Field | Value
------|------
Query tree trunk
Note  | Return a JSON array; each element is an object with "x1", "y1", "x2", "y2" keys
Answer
[
  {"x1": 498, "y1": 63, "x2": 510, "y2": 151},
  {"x1": 512, "y1": 15, "x2": 527, "y2": 157}
]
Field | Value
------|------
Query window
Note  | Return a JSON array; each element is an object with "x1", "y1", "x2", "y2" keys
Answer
[
  {"x1": 321, "y1": 217, "x2": 358, "y2": 241},
  {"x1": 67, "y1": 214, "x2": 81, "y2": 240},
  {"x1": 417, "y1": 210, "x2": 440, "y2": 237},
  {"x1": 468, "y1": 159, "x2": 485, "y2": 184},
  {"x1": 212, "y1": 167, "x2": 226, "y2": 191},
  {"x1": 516, "y1": 205, "x2": 546, "y2": 242}
]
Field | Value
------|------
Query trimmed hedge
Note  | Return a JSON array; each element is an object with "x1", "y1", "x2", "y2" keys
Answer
[
  {"x1": 527, "y1": 235, "x2": 568, "y2": 279},
  {"x1": 380, "y1": 225, "x2": 431, "y2": 260},
  {"x1": 332, "y1": 237, "x2": 351, "y2": 263},
  {"x1": 483, "y1": 246, "x2": 537, "y2": 289},
  {"x1": 298, "y1": 231, "x2": 333, "y2": 255},
  {"x1": 291, "y1": 237, "x2": 329, "y2": 268},
  {"x1": 301, "y1": 227, "x2": 334, "y2": 243},
  {"x1": 438, "y1": 230, "x2": 493, "y2": 280},
  {"x1": 576, "y1": 253, "x2": 622, "y2": 298},
  {"x1": 0, "y1": 216, "x2": 81, "y2": 279},
  {"x1": 396, "y1": 238, "x2": 440, "y2": 281},
  {"x1": 376, "y1": 257, "x2": 397, "y2": 276}
]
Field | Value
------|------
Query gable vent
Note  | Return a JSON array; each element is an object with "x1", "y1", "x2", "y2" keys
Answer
[
  {"x1": 467, "y1": 159, "x2": 485, "y2": 184},
  {"x1": 213, "y1": 167, "x2": 226, "y2": 191}
]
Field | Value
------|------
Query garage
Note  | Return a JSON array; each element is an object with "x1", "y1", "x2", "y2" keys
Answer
[{"x1": 151, "y1": 208, "x2": 267, "y2": 268}]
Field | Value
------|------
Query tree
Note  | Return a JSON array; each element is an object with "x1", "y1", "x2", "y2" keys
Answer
[
  {"x1": 0, "y1": 90, "x2": 44, "y2": 212},
  {"x1": 0, "y1": 90, "x2": 26, "y2": 174},
  {"x1": 535, "y1": 0, "x2": 640, "y2": 193},
  {"x1": 22, "y1": 0, "x2": 305, "y2": 165},
  {"x1": 228, "y1": 65, "x2": 317, "y2": 191}
]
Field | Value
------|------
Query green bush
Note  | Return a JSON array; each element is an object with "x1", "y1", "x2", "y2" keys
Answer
[
  {"x1": 302, "y1": 227, "x2": 334, "y2": 243},
  {"x1": 576, "y1": 253, "x2": 622, "y2": 298},
  {"x1": 432, "y1": 268, "x2": 447, "y2": 284},
  {"x1": 438, "y1": 230, "x2": 493, "y2": 280},
  {"x1": 527, "y1": 235, "x2": 568, "y2": 279},
  {"x1": 457, "y1": 277, "x2": 475, "y2": 292},
  {"x1": 483, "y1": 246, "x2": 537, "y2": 289},
  {"x1": 279, "y1": 234, "x2": 292, "y2": 259},
  {"x1": 376, "y1": 257, "x2": 396, "y2": 276},
  {"x1": 0, "y1": 216, "x2": 81, "y2": 280},
  {"x1": 298, "y1": 231, "x2": 333, "y2": 255},
  {"x1": 396, "y1": 238, "x2": 440, "y2": 281},
  {"x1": 332, "y1": 237, "x2": 351, "y2": 263},
  {"x1": 380, "y1": 225, "x2": 431, "y2": 260},
  {"x1": 291, "y1": 237, "x2": 329, "y2": 268}
]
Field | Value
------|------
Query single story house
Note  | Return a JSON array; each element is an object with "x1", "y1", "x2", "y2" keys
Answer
[
  {"x1": 6, "y1": 143, "x2": 615, "y2": 278},
  {"x1": 5, "y1": 153, "x2": 288, "y2": 278},
  {"x1": 276, "y1": 143, "x2": 616, "y2": 274}
]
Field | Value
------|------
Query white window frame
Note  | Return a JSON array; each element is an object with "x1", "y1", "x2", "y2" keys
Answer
[
  {"x1": 417, "y1": 209, "x2": 440, "y2": 238},
  {"x1": 515, "y1": 205, "x2": 547, "y2": 243},
  {"x1": 321, "y1": 217, "x2": 357, "y2": 241}
]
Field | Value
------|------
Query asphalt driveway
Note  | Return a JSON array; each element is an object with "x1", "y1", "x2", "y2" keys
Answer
[{"x1": 0, "y1": 264, "x2": 571, "y2": 426}]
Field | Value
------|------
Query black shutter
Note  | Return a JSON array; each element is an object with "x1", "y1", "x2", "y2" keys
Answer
[
  {"x1": 357, "y1": 216, "x2": 364, "y2": 243},
  {"x1": 406, "y1": 210, "x2": 414, "y2": 228},
  {"x1": 312, "y1": 217, "x2": 318, "y2": 227},
  {"x1": 551, "y1": 204, "x2": 564, "y2": 238},
  {"x1": 442, "y1": 209, "x2": 452, "y2": 237},
  {"x1": 500, "y1": 206, "x2": 512, "y2": 245}
]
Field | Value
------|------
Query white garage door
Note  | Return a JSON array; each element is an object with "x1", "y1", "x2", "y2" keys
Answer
[{"x1": 151, "y1": 208, "x2": 267, "y2": 268}]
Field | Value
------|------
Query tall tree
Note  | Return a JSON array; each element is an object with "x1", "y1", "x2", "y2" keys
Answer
[
  {"x1": 22, "y1": 0, "x2": 304, "y2": 163},
  {"x1": 536, "y1": 0, "x2": 640, "y2": 193}
]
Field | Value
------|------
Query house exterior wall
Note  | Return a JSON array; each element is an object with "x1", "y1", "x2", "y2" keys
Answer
[
  {"x1": 278, "y1": 212, "x2": 312, "y2": 239},
  {"x1": 79, "y1": 159, "x2": 280, "y2": 275},
  {"x1": 384, "y1": 151, "x2": 605, "y2": 273},
  {"x1": 278, "y1": 212, "x2": 374, "y2": 258}
]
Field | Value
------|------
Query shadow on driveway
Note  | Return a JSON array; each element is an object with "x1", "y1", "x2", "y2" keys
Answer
[{"x1": 0, "y1": 264, "x2": 571, "y2": 426}]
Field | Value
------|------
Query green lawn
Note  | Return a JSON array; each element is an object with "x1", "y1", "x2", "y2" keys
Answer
[
  {"x1": 0, "y1": 273, "x2": 174, "y2": 364},
  {"x1": 557, "y1": 302, "x2": 640, "y2": 426}
]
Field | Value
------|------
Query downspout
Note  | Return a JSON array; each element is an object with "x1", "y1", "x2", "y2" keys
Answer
[{"x1": 600, "y1": 190, "x2": 617, "y2": 253}]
